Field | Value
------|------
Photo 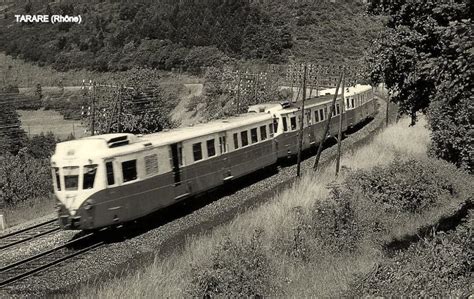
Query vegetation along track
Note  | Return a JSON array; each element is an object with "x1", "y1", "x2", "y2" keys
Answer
[
  {"x1": 0, "y1": 220, "x2": 60, "y2": 250},
  {"x1": 0, "y1": 230, "x2": 105, "y2": 288}
]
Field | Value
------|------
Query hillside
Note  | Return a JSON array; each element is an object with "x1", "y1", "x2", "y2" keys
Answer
[{"x1": 0, "y1": 0, "x2": 382, "y2": 72}]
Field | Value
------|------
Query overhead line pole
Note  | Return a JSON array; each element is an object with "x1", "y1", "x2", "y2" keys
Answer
[
  {"x1": 335, "y1": 71, "x2": 346, "y2": 177},
  {"x1": 296, "y1": 64, "x2": 307, "y2": 178},
  {"x1": 91, "y1": 81, "x2": 96, "y2": 136},
  {"x1": 313, "y1": 69, "x2": 344, "y2": 172}
]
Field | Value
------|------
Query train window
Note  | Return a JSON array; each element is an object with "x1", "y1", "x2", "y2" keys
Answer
[
  {"x1": 269, "y1": 123, "x2": 274, "y2": 137},
  {"x1": 282, "y1": 117, "x2": 288, "y2": 132},
  {"x1": 52, "y1": 167, "x2": 61, "y2": 191},
  {"x1": 260, "y1": 126, "x2": 267, "y2": 140},
  {"x1": 319, "y1": 109, "x2": 324, "y2": 121},
  {"x1": 314, "y1": 110, "x2": 319, "y2": 122},
  {"x1": 219, "y1": 136, "x2": 227, "y2": 154},
  {"x1": 241, "y1": 131, "x2": 249, "y2": 147},
  {"x1": 83, "y1": 164, "x2": 98, "y2": 189},
  {"x1": 144, "y1": 154, "x2": 158, "y2": 176},
  {"x1": 193, "y1": 142, "x2": 203, "y2": 161},
  {"x1": 63, "y1": 166, "x2": 79, "y2": 191},
  {"x1": 122, "y1": 160, "x2": 137, "y2": 182},
  {"x1": 207, "y1": 139, "x2": 216, "y2": 157},
  {"x1": 306, "y1": 111, "x2": 312, "y2": 125},
  {"x1": 324, "y1": 107, "x2": 328, "y2": 118},
  {"x1": 336, "y1": 104, "x2": 340, "y2": 115},
  {"x1": 290, "y1": 116, "x2": 297, "y2": 130},
  {"x1": 346, "y1": 98, "x2": 351, "y2": 109},
  {"x1": 233, "y1": 133, "x2": 239, "y2": 149},
  {"x1": 251, "y1": 128, "x2": 258, "y2": 143},
  {"x1": 272, "y1": 118, "x2": 278, "y2": 134},
  {"x1": 106, "y1": 161, "x2": 115, "y2": 185},
  {"x1": 351, "y1": 98, "x2": 355, "y2": 108}
]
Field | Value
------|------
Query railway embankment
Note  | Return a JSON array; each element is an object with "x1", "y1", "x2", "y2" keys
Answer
[{"x1": 72, "y1": 111, "x2": 471, "y2": 297}]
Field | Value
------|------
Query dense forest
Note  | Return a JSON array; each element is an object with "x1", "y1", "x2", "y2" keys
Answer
[{"x1": 0, "y1": 0, "x2": 382, "y2": 72}]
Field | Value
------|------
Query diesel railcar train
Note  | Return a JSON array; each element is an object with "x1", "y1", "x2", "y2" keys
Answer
[{"x1": 51, "y1": 85, "x2": 376, "y2": 230}]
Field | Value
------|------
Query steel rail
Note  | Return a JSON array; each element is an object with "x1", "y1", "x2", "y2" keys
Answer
[
  {"x1": 0, "y1": 227, "x2": 61, "y2": 250},
  {"x1": 0, "y1": 231, "x2": 104, "y2": 287},
  {"x1": 0, "y1": 219, "x2": 56, "y2": 240}
]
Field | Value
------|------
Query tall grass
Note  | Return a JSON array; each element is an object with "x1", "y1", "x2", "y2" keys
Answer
[
  {"x1": 77, "y1": 117, "x2": 469, "y2": 297},
  {"x1": 0, "y1": 196, "x2": 55, "y2": 228}
]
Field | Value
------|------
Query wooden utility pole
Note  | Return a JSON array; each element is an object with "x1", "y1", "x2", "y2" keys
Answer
[
  {"x1": 296, "y1": 64, "x2": 307, "y2": 177},
  {"x1": 385, "y1": 83, "x2": 389, "y2": 127},
  {"x1": 91, "y1": 81, "x2": 96, "y2": 136},
  {"x1": 313, "y1": 71, "x2": 344, "y2": 171},
  {"x1": 335, "y1": 72, "x2": 346, "y2": 177}
]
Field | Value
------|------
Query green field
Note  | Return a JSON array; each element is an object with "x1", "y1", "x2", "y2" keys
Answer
[{"x1": 17, "y1": 109, "x2": 87, "y2": 140}]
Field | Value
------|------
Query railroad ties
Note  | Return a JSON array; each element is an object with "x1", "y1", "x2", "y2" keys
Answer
[
  {"x1": 0, "y1": 223, "x2": 106, "y2": 287},
  {"x1": 0, "y1": 220, "x2": 60, "y2": 250}
]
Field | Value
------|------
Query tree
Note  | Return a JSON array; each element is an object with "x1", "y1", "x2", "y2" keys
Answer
[
  {"x1": 0, "y1": 95, "x2": 26, "y2": 155},
  {"x1": 25, "y1": 132, "x2": 57, "y2": 159},
  {"x1": 366, "y1": 0, "x2": 473, "y2": 172},
  {"x1": 83, "y1": 68, "x2": 179, "y2": 135}
]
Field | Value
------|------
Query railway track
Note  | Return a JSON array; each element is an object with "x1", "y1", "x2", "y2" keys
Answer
[
  {"x1": 0, "y1": 220, "x2": 60, "y2": 250},
  {"x1": 0, "y1": 231, "x2": 105, "y2": 287}
]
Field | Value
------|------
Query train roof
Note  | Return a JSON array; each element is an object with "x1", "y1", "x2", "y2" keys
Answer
[
  {"x1": 249, "y1": 85, "x2": 372, "y2": 116},
  {"x1": 143, "y1": 112, "x2": 272, "y2": 146},
  {"x1": 52, "y1": 112, "x2": 272, "y2": 160},
  {"x1": 318, "y1": 84, "x2": 372, "y2": 98}
]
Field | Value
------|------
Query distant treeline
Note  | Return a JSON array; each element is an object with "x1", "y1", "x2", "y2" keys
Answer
[
  {"x1": 0, "y1": 0, "x2": 290, "y2": 72},
  {"x1": 0, "y1": 0, "x2": 380, "y2": 72}
]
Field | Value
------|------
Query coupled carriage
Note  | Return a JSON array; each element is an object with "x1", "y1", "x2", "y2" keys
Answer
[{"x1": 51, "y1": 85, "x2": 376, "y2": 230}]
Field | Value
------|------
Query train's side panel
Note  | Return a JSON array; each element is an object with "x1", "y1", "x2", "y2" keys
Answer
[
  {"x1": 345, "y1": 109, "x2": 356, "y2": 127},
  {"x1": 275, "y1": 115, "x2": 344, "y2": 159},
  {"x1": 227, "y1": 139, "x2": 276, "y2": 178},
  {"x1": 71, "y1": 171, "x2": 176, "y2": 229},
  {"x1": 70, "y1": 141, "x2": 277, "y2": 230}
]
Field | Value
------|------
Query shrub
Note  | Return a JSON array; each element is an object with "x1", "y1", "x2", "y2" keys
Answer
[
  {"x1": 354, "y1": 211, "x2": 473, "y2": 297},
  {"x1": 275, "y1": 196, "x2": 365, "y2": 263},
  {"x1": 342, "y1": 159, "x2": 461, "y2": 214},
  {"x1": 310, "y1": 187, "x2": 364, "y2": 254},
  {"x1": 24, "y1": 132, "x2": 57, "y2": 159},
  {"x1": 187, "y1": 229, "x2": 271, "y2": 298},
  {"x1": 0, "y1": 152, "x2": 52, "y2": 207}
]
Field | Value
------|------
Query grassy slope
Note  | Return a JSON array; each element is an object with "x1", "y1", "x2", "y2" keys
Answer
[
  {"x1": 18, "y1": 109, "x2": 87, "y2": 139},
  {"x1": 0, "y1": 197, "x2": 55, "y2": 228},
  {"x1": 75, "y1": 117, "x2": 472, "y2": 297}
]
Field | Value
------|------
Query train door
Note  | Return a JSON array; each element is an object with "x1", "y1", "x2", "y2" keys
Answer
[
  {"x1": 219, "y1": 132, "x2": 232, "y2": 180},
  {"x1": 170, "y1": 142, "x2": 189, "y2": 200},
  {"x1": 170, "y1": 143, "x2": 182, "y2": 185}
]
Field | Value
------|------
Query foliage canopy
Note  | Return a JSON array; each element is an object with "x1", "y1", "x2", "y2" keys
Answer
[{"x1": 366, "y1": 0, "x2": 473, "y2": 172}]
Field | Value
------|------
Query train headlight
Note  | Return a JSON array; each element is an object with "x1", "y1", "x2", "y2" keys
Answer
[{"x1": 84, "y1": 199, "x2": 95, "y2": 211}]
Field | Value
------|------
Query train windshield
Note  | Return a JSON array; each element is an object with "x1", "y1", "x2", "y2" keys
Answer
[
  {"x1": 63, "y1": 166, "x2": 80, "y2": 191},
  {"x1": 52, "y1": 167, "x2": 61, "y2": 191},
  {"x1": 83, "y1": 164, "x2": 98, "y2": 189}
]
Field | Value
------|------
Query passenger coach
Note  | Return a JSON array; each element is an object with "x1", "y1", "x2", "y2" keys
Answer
[
  {"x1": 249, "y1": 84, "x2": 375, "y2": 158},
  {"x1": 51, "y1": 84, "x2": 376, "y2": 230},
  {"x1": 52, "y1": 113, "x2": 276, "y2": 229}
]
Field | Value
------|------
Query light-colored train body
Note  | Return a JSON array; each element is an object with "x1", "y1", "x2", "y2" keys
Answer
[{"x1": 51, "y1": 85, "x2": 376, "y2": 230}]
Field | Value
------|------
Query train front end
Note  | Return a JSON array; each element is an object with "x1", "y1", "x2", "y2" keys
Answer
[{"x1": 51, "y1": 139, "x2": 108, "y2": 230}]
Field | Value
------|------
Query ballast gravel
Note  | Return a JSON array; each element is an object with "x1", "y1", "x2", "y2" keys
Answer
[{"x1": 2, "y1": 99, "x2": 387, "y2": 297}]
